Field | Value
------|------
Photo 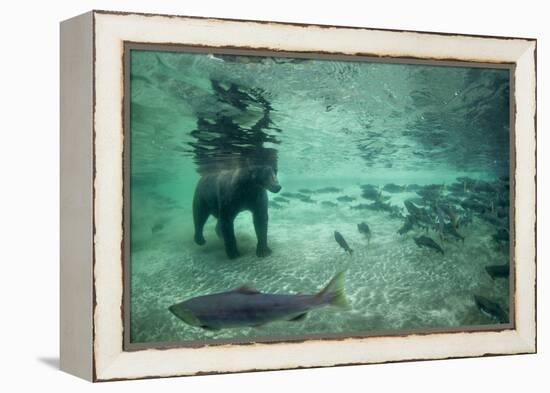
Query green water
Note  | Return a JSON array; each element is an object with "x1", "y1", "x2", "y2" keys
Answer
[{"x1": 129, "y1": 50, "x2": 510, "y2": 344}]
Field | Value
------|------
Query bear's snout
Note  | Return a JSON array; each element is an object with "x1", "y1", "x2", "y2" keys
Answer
[
  {"x1": 264, "y1": 167, "x2": 281, "y2": 193},
  {"x1": 269, "y1": 183, "x2": 282, "y2": 193}
]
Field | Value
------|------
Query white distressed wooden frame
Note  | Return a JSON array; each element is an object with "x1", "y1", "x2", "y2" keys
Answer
[{"x1": 60, "y1": 10, "x2": 536, "y2": 382}]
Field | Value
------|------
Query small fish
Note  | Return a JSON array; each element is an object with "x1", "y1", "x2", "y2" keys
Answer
[
  {"x1": 413, "y1": 236, "x2": 444, "y2": 255},
  {"x1": 405, "y1": 201, "x2": 433, "y2": 229},
  {"x1": 443, "y1": 222, "x2": 465, "y2": 242},
  {"x1": 389, "y1": 205, "x2": 405, "y2": 219},
  {"x1": 474, "y1": 295, "x2": 509, "y2": 324},
  {"x1": 281, "y1": 192, "x2": 302, "y2": 199},
  {"x1": 404, "y1": 200, "x2": 422, "y2": 216},
  {"x1": 273, "y1": 196, "x2": 290, "y2": 204},
  {"x1": 405, "y1": 184, "x2": 421, "y2": 192},
  {"x1": 398, "y1": 216, "x2": 414, "y2": 235},
  {"x1": 298, "y1": 188, "x2": 313, "y2": 194},
  {"x1": 492, "y1": 228, "x2": 510, "y2": 243},
  {"x1": 416, "y1": 187, "x2": 442, "y2": 202},
  {"x1": 448, "y1": 182, "x2": 465, "y2": 193},
  {"x1": 336, "y1": 195, "x2": 356, "y2": 202},
  {"x1": 169, "y1": 272, "x2": 349, "y2": 330},
  {"x1": 407, "y1": 197, "x2": 426, "y2": 206},
  {"x1": 383, "y1": 183, "x2": 405, "y2": 193},
  {"x1": 268, "y1": 201, "x2": 283, "y2": 210},
  {"x1": 366, "y1": 200, "x2": 393, "y2": 212},
  {"x1": 485, "y1": 264, "x2": 510, "y2": 280},
  {"x1": 461, "y1": 198, "x2": 489, "y2": 214},
  {"x1": 298, "y1": 195, "x2": 316, "y2": 203},
  {"x1": 495, "y1": 206, "x2": 508, "y2": 219},
  {"x1": 360, "y1": 184, "x2": 378, "y2": 192},
  {"x1": 472, "y1": 181, "x2": 497, "y2": 194},
  {"x1": 151, "y1": 222, "x2": 165, "y2": 234},
  {"x1": 361, "y1": 185, "x2": 381, "y2": 201},
  {"x1": 321, "y1": 201, "x2": 338, "y2": 208},
  {"x1": 350, "y1": 203, "x2": 371, "y2": 210},
  {"x1": 357, "y1": 222, "x2": 371, "y2": 242},
  {"x1": 435, "y1": 206, "x2": 446, "y2": 240},
  {"x1": 314, "y1": 187, "x2": 343, "y2": 194},
  {"x1": 334, "y1": 231, "x2": 353, "y2": 255},
  {"x1": 445, "y1": 195, "x2": 463, "y2": 205},
  {"x1": 424, "y1": 183, "x2": 445, "y2": 192},
  {"x1": 439, "y1": 204, "x2": 459, "y2": 228},
  {"x1": 457, "y1": 176, "x2": 475, "y2": 188}
]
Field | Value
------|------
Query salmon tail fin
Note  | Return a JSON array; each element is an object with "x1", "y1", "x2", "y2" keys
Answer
[{"x1": 316, "y1": 271, "x2": 349, "y2": 309}]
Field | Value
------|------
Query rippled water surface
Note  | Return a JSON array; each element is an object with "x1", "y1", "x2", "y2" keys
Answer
[{"x1": 129, "y1": 50, "x2": 511, "y2": 344}]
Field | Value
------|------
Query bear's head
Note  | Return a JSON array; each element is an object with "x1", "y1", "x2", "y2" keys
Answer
[{"x1": 252, "y1": 165, "x2": 281, "y2": 193}]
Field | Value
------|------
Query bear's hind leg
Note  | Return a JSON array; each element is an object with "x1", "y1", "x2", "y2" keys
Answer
[
  {"x1": 219, "y1": 217, "x2": 240, "y2": 259},
  {"x1": 215, "y1": 221, "x2": 222, "y2": 238}
]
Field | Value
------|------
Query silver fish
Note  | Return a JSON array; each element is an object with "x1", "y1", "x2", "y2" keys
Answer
[
  {"x1": 334, "y1": 231, "x2": 353, "y2": 254},
  {"x1": 357, "y1": 222, "x2": 372, "y2": 243},
  {"x1": 413, "y1": 235, "x2": 444, "y2": 255},
  {"x1": 474, "y1": 295, "x2": 509, "y2": 324},
  {"x1": 169, "y1": 272, "x2": 348, "y2": 330},
  {"x1": 485, "y1": 264, "x2": 509, "y2": 280}
]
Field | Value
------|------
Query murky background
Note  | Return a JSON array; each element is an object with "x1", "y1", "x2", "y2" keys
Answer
[{"x1": 129, "y1": 50, "x2": 511, "y2": 344}]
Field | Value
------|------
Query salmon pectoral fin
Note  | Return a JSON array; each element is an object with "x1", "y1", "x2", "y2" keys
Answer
[
  {"x1": 201, "y1": 325, "x2": 221, "y2": 331},
  {"x1": 288, "y1": 313, "x2": 308, "y2": 322}
]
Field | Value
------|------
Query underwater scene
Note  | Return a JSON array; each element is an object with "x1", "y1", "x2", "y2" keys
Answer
[{"x1": 128, "y1": 48, "x2": 512, "y2": 344}]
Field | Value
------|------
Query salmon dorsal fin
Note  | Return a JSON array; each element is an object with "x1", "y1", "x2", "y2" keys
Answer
[{"x1": 233, "y1": 285, "x2": 260, "y2": 294}]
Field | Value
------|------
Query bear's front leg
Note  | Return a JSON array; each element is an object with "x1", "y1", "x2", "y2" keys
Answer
[
  {"x1": 219, "y1": 217, "x2": 240, "y2": 259},
  {"x1": 253, "y1": 209, "x2": 272, "y2": 257}
]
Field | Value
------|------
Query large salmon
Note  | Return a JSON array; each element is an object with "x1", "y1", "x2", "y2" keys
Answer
[{"x1": 169, "y1": 272, "x2": 349, "y2": 330}]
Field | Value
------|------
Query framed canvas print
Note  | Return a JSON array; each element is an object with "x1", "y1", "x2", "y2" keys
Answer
[{"x1": 60, "y1": 10, "x2": 537, "y2": 382}]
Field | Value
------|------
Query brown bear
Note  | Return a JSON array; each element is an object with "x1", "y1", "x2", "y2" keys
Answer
[{"x1": 192, "y1": 165, "x2": 281, "y2": 259}]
